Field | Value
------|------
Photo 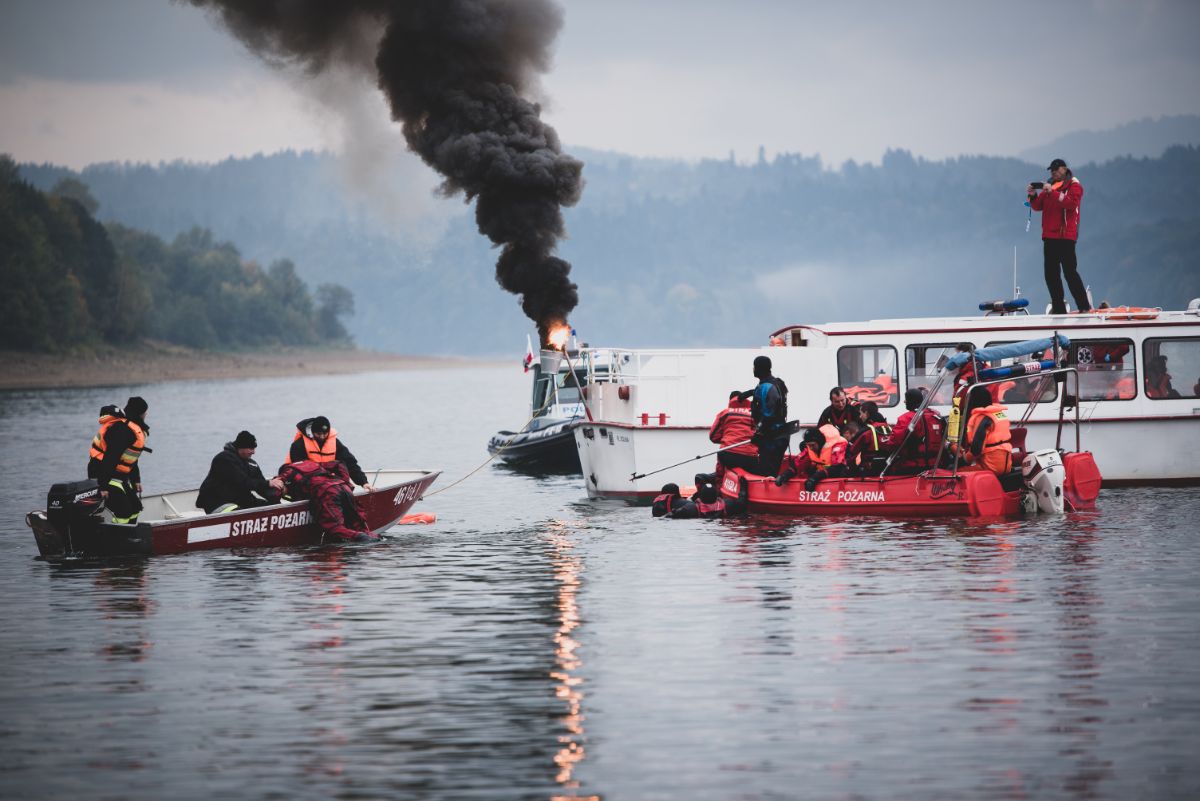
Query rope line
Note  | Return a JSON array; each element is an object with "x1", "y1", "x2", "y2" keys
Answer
[{"x1": 422, "y1": 386, "x2": 560, "y2": 498}]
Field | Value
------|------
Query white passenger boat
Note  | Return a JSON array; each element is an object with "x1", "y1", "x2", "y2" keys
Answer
[{"x1": 571, "y1": 300, "x2": 1200, "y2": 499}]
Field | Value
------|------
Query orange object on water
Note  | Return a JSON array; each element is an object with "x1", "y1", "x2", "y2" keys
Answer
[{"x1": 396, "y1": 512, "x2": 437, "y2": 525}]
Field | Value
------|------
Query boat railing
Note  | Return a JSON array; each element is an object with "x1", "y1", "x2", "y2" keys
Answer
[{"x1": 880, "y1": 364, "x2": 1081, "y2": 481}]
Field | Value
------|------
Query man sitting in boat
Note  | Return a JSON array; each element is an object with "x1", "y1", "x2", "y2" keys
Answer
[
  {"x1": 962, "y1": 386, "x2": 1013, "y2": 475},
  {"x1": 195, "y1": 430, "x2": 280, "y2": 514},
  {"x1": 774, "y1": 425, "x2": 848, "y2": 491},
  {"x1": 276, "y1": 459, "x2": 375, "y2": 541},
  {"x1": 286, "y1": 416, "x2": 374, "y2": 491},
  {"x1": 844, "y1": 402, "x2": 892, "y2": 476},
  {"x1": 817, "y1": 387, "x2": 859, "y2": 435},
  {"x1": 708, "y1": 391, "x2": 759, "y2": 477},
  {"x1": 885, "y1": 389, "x2": 945, "y2": 474}
]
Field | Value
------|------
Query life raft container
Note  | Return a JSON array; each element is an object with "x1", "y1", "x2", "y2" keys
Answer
[{"x1": 1091, "y1": 306, "x2": 1161, "y2": 320}]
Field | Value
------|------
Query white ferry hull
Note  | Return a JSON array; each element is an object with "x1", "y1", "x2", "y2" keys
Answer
[{"x1": 571, "y1": 307, "x2": 1200, "y2": 499}]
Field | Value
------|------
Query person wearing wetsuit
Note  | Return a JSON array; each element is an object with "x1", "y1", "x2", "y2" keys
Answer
[
  {"x1": 748, "y1": 356, "x2": 790, "y2": 476},
  {"x1": 652, "y1": 483, "x2": 698, "y2": 519}
]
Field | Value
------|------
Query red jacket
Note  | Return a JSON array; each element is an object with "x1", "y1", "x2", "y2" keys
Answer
[
  {"x1": 708, "y1": 400, "x2": 757, "y2": 456},
  {"x1": 1030, "y1": 177, "x2": 1083, "y2": 241}
]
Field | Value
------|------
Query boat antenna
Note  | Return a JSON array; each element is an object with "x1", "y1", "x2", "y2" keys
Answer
[{"x1": 1013, "y1": 245, "x2": 1020, "y2": 299}]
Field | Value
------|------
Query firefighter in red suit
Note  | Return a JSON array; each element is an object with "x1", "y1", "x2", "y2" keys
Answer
[
  {"x1": 887, "y1": 389, "x2": 945, "y2": 472},
  {"x1": 708, "y1": 391, "x2": 759, "y2": 477},
  {"x1": 277, "y1": 460, "x2": 374, "y2": 541},
  {"x1": 1028, "y1": 158, "x2": 1091, "y2": 314}
]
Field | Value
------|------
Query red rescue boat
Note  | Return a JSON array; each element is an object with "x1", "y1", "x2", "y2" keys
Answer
[
  {"x1": 722, "y1": 451, "x2": 1100, "y2": 517},
  {"x1": 720, "y1": 339, "x2": 1103, "y2": 518},
  {"x1": 26, "y1": 469, "x2": 439, "y2": 559}
]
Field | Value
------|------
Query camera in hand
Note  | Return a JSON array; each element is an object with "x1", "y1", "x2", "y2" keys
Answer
[{"x1": 1029, "y1": 181, "x2": 1045, "y2": 190}]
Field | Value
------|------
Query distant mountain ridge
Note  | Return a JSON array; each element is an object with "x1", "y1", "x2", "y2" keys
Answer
[
  {"x1": 1019, "y1": 114, "x2": 1200, "y2": 167},
  {"x1": 16, "y1": 142, "x2": 1200, "y2": 354}
]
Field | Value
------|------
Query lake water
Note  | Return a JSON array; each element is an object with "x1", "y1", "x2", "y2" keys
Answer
[{"x1": 1, "y1": 366, "x2": 1198, "y2": 801}]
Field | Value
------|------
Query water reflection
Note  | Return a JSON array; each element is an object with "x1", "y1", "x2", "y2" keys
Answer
[{"x1": 544, "y1": 520, "x2": 598, "y2": 801}]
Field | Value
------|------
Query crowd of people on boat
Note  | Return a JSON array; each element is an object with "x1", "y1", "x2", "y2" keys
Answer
[
  {"x1": 86, "y1": 400, "x2": 376, "y2": 540},
  {"x1": 654, "y1": 352, "x2": 1017, "y2": 519}
]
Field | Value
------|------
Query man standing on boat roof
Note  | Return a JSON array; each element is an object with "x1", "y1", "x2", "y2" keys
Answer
[
  {"x1": 746, "y1": 355, "x2": 790, "y2": 476},
  {"x1": 1028, "y1": 158, "x2": 1091, "y2": 315},
  {"x1": 87, "y1": 396, "x2": 149, "y2": 524},
  {"x1": 196, "y1": 430, "x2": 281, "y2": 514},
  {"x1": 287, "y1": 416, "x2": 374, "y2": 490}
]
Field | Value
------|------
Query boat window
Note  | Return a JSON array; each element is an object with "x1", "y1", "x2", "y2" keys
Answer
[
  {"x1": 905, "y1": 343, "x2": 959, "y2": 405},
  {"x1": 531, "y1": 374, "x2": 552, "y2": 414},
  {"x1": 1071, "y1": 338, "x2": 1137, "y2": 401},
  {"x1": 982, "y1": 340, "x2": 1059, "y2": 404},
  {"x1": 555, "y1": 370, "x2": 587, "y2": 404},
  {"x1": 837, "y1": 345, "x2": 899, "y2": 408},
  {"x1": 1142, "y1": 337, "x2": 1200, "y2": 399}
]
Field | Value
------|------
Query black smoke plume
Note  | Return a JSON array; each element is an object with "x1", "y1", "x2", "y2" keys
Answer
[{"x1": 187, "y1": 0, "x2": 583, "y2": 344}]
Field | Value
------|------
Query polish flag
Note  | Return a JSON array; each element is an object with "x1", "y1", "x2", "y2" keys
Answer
[{"x1": 523, "y1": 334, "x2": 535, "y2": 372}]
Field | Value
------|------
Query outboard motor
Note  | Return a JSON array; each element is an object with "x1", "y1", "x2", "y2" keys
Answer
[
  {"x1": 1021, "y1": 449, "x2": 1065, "y2": 514},
  {"x1": 31, "y1": 479, "x2": 105, "y2": 557}
]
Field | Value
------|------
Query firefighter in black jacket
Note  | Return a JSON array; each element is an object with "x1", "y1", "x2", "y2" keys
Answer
[
  {"x1": 196, "y1": 430, "x2": 281, "y2": 514},
  {"x1": 86, "y1": 396, "x2": 150, "y2": 524}
]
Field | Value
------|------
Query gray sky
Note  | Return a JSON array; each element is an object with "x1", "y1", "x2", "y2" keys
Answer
[{"x1": 2, "y1": 0, "x2": 1199, "y2": 169}]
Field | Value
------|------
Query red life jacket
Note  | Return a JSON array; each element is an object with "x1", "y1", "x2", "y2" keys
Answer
[{"x1": 694, "y1": 498, "x2": 727, "y2": 517}]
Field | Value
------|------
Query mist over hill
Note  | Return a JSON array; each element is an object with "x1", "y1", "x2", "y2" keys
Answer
[
  {"x1": 19, "y1": 142, "x2": 1200, "y2": 356},
  {"x1": 1020, "y1": 114, "x2": 1200, "y2": 167}
]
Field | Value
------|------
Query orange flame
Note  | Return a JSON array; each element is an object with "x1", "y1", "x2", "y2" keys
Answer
[{"x1": 547, "y1": 324, "x2": 571, "y2": 351}]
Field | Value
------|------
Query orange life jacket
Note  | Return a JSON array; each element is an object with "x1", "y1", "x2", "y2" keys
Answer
[
  {"x1": 808, "y1": 424, "x2": 847, "y2": 469},
  {"x1": 89, "y1": 414, "x2": 146, "y2": 476},
  {"x1": 966, "y1": 404, "x2": 1012, "y2": 472},
  {"x1": 288, "y1": 428, "x2": 339, "y2": 464}
]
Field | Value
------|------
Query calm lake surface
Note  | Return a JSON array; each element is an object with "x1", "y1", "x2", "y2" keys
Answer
[{"x1": 1, "y1": 365, "x2": 1198, "y2": 801}]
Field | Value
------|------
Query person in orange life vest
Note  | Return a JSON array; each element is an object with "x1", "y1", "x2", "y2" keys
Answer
[
  {"x1": 287, "y1": 416, "x2": 373, "y2": 490},
  {"x1": 775, "y1": 425, "x2": 848, "y2": 491},
  {"x1": 708, "y1": 391, "x2": 759, "y2": 477},
  {"x1": 87, "y1": 396, "x2": 149, "y2": 524},
  {"x1": 1028, "y1": 158, "x2": 1091, "y2": 315},
  {"x1": 691, "y1": 473, "x2": 749, "y2": 519},
  {"x1": 963, "y1": 386, "x2": 1013, "y2": 474},
  {"x1": 886, "y1": 389, "x2": 945, "y2": 473},
  {"x1": 1144, "y1": 355, "x2": 1178, "y2": 399},
  {"x1": 845, "y1": 402, "x2": 892, "y2": 475},
  {"x1": 817, "y1": 387, "x2": 859, "y2": 434}
]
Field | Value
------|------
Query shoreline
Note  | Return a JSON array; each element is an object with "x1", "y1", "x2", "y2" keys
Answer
[{"x1": 0, "y1": 345, "x2": 492, "y2": 391}]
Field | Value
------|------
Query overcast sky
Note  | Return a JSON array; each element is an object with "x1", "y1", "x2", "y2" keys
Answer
[{"x1": 2, "y1": 0, "x2": 1198, "y2": 170}]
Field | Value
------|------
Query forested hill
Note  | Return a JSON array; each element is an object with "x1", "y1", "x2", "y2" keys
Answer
[
  {"x1": 1, "y1": 155, "x2": 354, "y2": 352},
  {"x1": 18, "y1": 145, "x2": 1200, "y2": 354}
]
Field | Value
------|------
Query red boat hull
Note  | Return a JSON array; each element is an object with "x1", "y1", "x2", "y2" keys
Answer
[
  {"x1": 27, "y1": 470, "x2": 440, "y2": 558},
  {"x1": 720, "y1": 453, "x2": 1100, "y2": 517}
]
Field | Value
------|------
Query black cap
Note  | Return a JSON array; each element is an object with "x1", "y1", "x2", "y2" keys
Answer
[
  {"x1": 234, "y1": 430, "x2": 257, "y2": 449},
  {"x1": 1047, "y1": 158, "x2": 1067, "y2": 171},
  {"x1": 904, "y1": 388, "x2": 924, "y2": 410},
  {"x1": 310, "y1": 416, "x2": 331, "y2": 434},
  {"x1": 124, "y1": 396, "x2": 148, "y2": 418}
]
